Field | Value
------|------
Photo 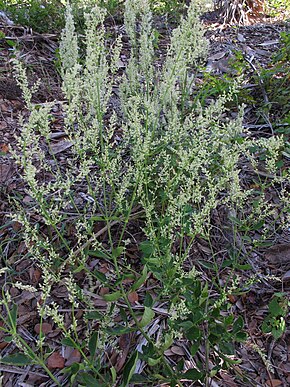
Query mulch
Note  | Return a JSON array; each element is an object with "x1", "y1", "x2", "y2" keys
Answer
[{"x1": 0, "y1": 8, "x2": 289, "y2": 387}]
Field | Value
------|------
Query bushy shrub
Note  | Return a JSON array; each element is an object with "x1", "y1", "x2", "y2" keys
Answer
[{"x1": 1, "y1": 0, "x2": 289, "y2": 385}]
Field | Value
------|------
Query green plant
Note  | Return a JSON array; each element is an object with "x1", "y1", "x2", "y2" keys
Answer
[
  {"x1": 266, "y1": 0, "x2": 290, "y2": 18},
  {"x1": 0, "y1": 0, "x2": 66, "y2": 32},
  {"x1": 262, "y1": 293, "x2": 288, "y2": 340},
  {"x1": 1, "y1": 0, "x2": 289, "y2": 385},
  {"x1": 253, "y1": 31, "x2": 290, "y2": 124}
]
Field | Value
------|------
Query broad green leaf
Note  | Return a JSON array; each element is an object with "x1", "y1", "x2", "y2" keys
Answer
[
  {"x1": 232, "y1": 316, "x2": 244, "y2": 334},
  {"x1": 88, "y1": 332, "x2": 98, "y2": 357},
  {"x1": 0, "y1": 353, "x2": 31, "y2": 366},
  {"x1": 161, "y1": 333, "x2": 173, "y2": 351},
  {"x1": 131, "y1": 265, "x2": 148, "y2": 291},
  {"x1": 269, "y1": 298, "x2": 285, "y2": 317},
  {"x1": 140, "y1": 240, "x2": 155, "y2": 257},
  {"x1": 272, "y1": 318, "x2": 285, "y2": 339},
  {"x1": 103, "y1": 291, "x2": 121, "y2": 302},
  {"x1": 123, "y1": 351, "x2": 138, "y2": 386},
  {"x1": 61, "y1": 337, "x2": 78, "y2": 348},
  {"x1": 236, "y1": 331, "x2": 247, "y2": 341},
  {"x1": 144, "y1": 293, "x2": 153, "y2": 308},
  {"x1": 148, "y1": 357, "x2": 161, "y2": 366},
  {"x1": 183, "y1": 368, "x2": 203, "y2": 381},
  {"x1": 112, "y1": 247, "x2": 124, "y2": 258},
  {"x1": 84, "y1": 311, "x2": 103, "y2": 320},
  {"x1": 92, "y1": 270, "x2": 107, "y2": 283},
  {"x1": 262, "y1": 320, "x2": 271, "y2": 334},
  {"x1": 190, "y1": 342, "x2": 200, "y2": 357},
  {"x1": 220, "y1": 342, "x2": 234, "y2": 355},
  {"x1": 185, "y1": 326, "x2": 201, "y2": 341},
  {"x1": 77, "y1": 372, "x2": 103, "y2": 387},
  {"x1": 139, "y1": 307, "x2": 155, "y2": 328}
]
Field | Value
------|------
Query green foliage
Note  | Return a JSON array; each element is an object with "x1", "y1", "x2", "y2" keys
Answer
[
  {"x1": 266, "y1": 0, "x2": 290, "y2": 17},
  {"x1": 262, "y1": 293, "x2": 288, "y2": 339},
  {"x1": 0, "y1": 0, "x2": 65, "y2": 32},
  {"x1": 1, "y1": 0, "x2": 289, "y2": 385},
  {"x1": 255, "y1": 31, "x2": 290, "y2": 123}
]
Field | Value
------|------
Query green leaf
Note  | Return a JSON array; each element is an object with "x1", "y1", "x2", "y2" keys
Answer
[
  {"x1": 88, "y1": 332, "x2": 98, "y2": 358},
  {"x1": 140, "y1": 240, "x2": 155, "y2": 257},
  {"x1": 219, "y1": 342, "x2": 234, "y2": 355},
  {"x1": 272, "y1": 318, "x2": 285, "y2": 340},
  {"x1": 84, "y1": 311, "x2": 103, "y2": 320},
  {"x1": 110, "y1": 366, "x2": 117, "y2": 383},
  {"x1": 0, "y1": 353, "x2": 31, "y2": 366},
  {"x1": 190, "y1": 342, "x2": 200, "y2": 357},
  {"x1": 139, "y1": 307, "x2": 155, "y2": 328},
  {"x1": 123, "y1": 351, "x2": 138, "y2": 386},
  {"x1": 232, "y1": 316, "x2": 244, "y2": 334},
  {"x1": 262, "y1": 319, "x2": 271, "y2": 334},
  {"x1": 92, "y1": 270, "x2": 107, "y2": 284},
  {"x1": 131, "y1": 265, "x2": 148, "y2": 291},
  {"x1": 61, "y1": 337, "x2": 78, "y2": 348},
  {"x1": 144, "y1": 293, "x2": 153, "y2": 308},
  {"x1": 183, "y1": 368, "x2": 203, "y2": 381},
  {"x1": 6, "y1": 39, "x2": 16, "y2": 47},
  {"x1": 161, "y1": 333, "x2": 173, "y2": 351},
  {"x1": 148, "y1": 356, "x2": 162, "y2": 366},
  {"x1": 88, "y1": 249, "x2": 108, "y2": 259},
  {"x1": 10, "y1": 303, "x2": 18, "y2": 328},
  {"x1": 198, "y1": 260, "x2": 215, "y2": 269},
  {"x1": 77, "y1": 372, "x2": 103, "y2": 387},
  {"x1": 105, "y1": 326, "x2": 133, "y2": 335},
  {"x1": 88, "y1": 216, "x2": 107, "y2": 222},
  {"x1": 236, "y1": 331, "x2": 247, "y2": 341},
  {"x1": 130, "y1": 374, "x2": 148, "y2": 383},
  {"x1": 269, "y1": 298, "x2": 284, "y2": 317},
  {"x1": 112, "y1": 247, "x2": 124, "y2": 258},
  {"x1": 103, "y1": 291, "x2": 121, "y2": 302},
  {"x1": 185, "y1": 326, "x2": 201, "y2": 341}
]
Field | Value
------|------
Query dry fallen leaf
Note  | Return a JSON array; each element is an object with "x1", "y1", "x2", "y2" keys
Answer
[
  {"x1": 12, "y1": 221, "x2": 22, "y2": 232},
  {"x1": 50, "y1": 140, "x2": 73, "y2": 155},
  {"x1": 29, "y1": 267, "x2": 42, "y2": 283},
  {"x1": 119, "y1": 333, "x2": 130, "y2": 350},
  {"x1": 34, "y1": 322, "x2": 53, "y2": 335},
  {"x1": 99, "y1": 287, "x2": 110, "y2": 296},
  {"x1": 170, "y1": 345, "x2": 185, "y2": 356},
  {"x1": 208, "y1": 51, "x2": 226, "y2": 61},
  {"x1": 127, "y1": 291, "x2": 139, "y2": 304},
  {"x1": 65, "y1": 349, "x2": 81, "y2": 366},
  {"x1": 265, "y1": 244, "x2": 290, "y2": 267},
  {"x1": 0, "y1": 341, "x2": 8, "y2": 349},
  {"x1": 47, "y1": 352, "x2": 65, "y2": 369},
  {"x1": 0, "y1": 143, "x2": 9, "y2": 153},
  {"x1": 282, "y1": 269, "x2": 290, "y2": 282},
  {"x1": 265, "y1": 379, "x2": 282, "y2": 387},
  {"x1": 0, "y1": 164, "x2": 11, "y2": 183}
]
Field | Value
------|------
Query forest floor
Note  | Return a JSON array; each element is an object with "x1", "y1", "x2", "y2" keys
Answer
[{"x1": 0, "y1": 6, "x2": 289, "y2": 387}]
